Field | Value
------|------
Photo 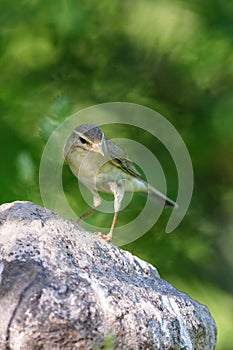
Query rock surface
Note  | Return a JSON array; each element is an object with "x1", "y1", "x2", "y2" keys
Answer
[{"x1": 0, "y1": 201, "x2": 216, "y2": 350}]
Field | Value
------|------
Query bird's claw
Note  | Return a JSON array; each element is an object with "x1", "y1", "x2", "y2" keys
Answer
[{"x1": 94, "y1": 232, "x2": 112, "y2": 242}]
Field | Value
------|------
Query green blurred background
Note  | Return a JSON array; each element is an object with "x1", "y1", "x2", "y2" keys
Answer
[{"x1": 0, "y1": 1, "x2": 232, "y2": 348}]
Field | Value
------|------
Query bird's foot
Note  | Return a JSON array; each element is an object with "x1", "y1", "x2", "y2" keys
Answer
[{"x1": 94, "y1": 231, "x2": 112, "y2": 242}]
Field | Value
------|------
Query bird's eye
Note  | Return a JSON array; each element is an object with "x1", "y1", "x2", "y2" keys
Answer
[{"x1": 79, "y1": 137, "x2": 88, "y2": 144}]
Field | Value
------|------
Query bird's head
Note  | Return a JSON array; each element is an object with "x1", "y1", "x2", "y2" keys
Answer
[{"x1": 63, "y1": 123, "x2": 105, "y2": 160}]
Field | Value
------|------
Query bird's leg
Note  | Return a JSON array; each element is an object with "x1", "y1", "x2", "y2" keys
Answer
[
  {"x1": 77, "y1": 192, "x2": 101, "y2": 223},
  {"x1": 104, "y1": 183, "x2": 124, "y2": 242},
  {"x1": 104, "y1": 210, "x2": 119, "y2": 242},
  {"x1": 77, "y1": 207, "x2": 96, "y2": 222}
]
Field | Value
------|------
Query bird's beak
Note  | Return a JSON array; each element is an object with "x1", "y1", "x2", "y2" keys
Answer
[{"x1": 91, "y1": 143, "x2": 105, "y2": 157}]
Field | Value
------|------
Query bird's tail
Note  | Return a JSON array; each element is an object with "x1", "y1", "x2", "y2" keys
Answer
[{"x1": 147, "y1": 184, "x2": 178, "y2": 208}]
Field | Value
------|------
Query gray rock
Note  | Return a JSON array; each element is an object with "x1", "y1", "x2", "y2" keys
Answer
[{"x1": 0, "y1": 201, "x2": 216, "y2": 350}]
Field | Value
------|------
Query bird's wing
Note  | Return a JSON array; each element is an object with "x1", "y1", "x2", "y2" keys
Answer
[{"x1": 105, "y1": 138, "x2": 143, "y2": 179}]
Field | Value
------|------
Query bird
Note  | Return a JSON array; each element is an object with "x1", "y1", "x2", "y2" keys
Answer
[{"x1": 63, "y1": 123, "x2": 177, "y2": 242}]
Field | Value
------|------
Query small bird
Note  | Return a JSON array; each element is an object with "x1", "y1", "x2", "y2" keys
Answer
[{"x1": 63, "y1": 123, "x2": 177, "y2": 242}]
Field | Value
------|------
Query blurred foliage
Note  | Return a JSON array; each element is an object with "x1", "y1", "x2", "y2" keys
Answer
[{"x1": 0, "y1": 1, "x2": 233, "y2": 349}]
